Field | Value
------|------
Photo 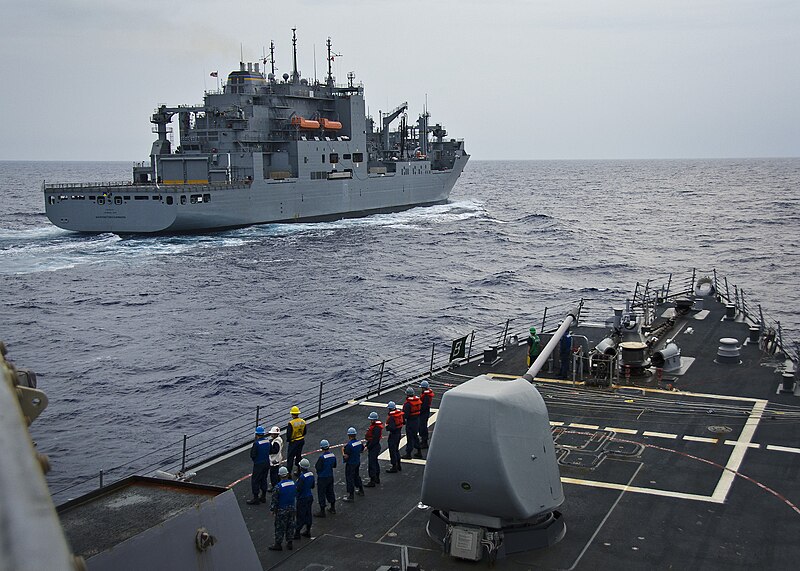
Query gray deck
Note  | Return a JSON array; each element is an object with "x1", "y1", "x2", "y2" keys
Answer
[{"x1": 182, "y1": 296, "x2": 800, "y2": 569}]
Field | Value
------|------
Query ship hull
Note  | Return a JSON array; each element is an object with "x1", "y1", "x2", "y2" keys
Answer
[{"x1": 44, "y1": 156, "x2": 468, "y2": 234}]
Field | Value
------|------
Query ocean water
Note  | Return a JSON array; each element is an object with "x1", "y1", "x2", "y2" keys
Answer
[{"x1": 1, "y1": 158, "x2": 798, "y2": 498}]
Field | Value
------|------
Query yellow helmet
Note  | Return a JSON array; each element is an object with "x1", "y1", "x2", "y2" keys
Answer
[{"x1": 290, "y1": 406, "x2": 300, "y2": 415}]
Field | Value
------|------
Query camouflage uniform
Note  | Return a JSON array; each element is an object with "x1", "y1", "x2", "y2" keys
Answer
[{"x1": 271, "y1": 479, "x2": 296, "y2": 547}]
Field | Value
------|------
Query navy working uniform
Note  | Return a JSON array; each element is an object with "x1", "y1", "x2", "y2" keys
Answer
[
  {"x1": 419, "y1": 384, "x2": 435, "y2": 448},
  {"x1": 365, "y1": 417, "x2": 383, "y2": 486},
  {"x1": 248, "y1": 429, "x2": 271, "y2": 504},
  {"x1": 294, "y1": 466, "x2": 315, "y2": 538},
  {"x1": 314, "y1": 444, "x2": 337, "y2": 516},
  {"x1": 559, "y1": 332, "x2": 573, "y2": 378},
  {"x1": 403, "y1": 391, "x2": 423, "y2": 458},
  {"x1": 385, "y1": 403, "x2": 404, "y2": 473},
  {"x1": 286, "y1": 409, "x2": 306, "y2": 474},
  {"x1": 342, "y1": 433, "x2": 364, "y2": 500},
  {"x1": 269, "y1": 475, "x2": 296, "y2": 550}
]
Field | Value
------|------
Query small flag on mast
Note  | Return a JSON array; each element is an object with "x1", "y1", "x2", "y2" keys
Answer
[{"x1": 210, "y1": 71, "x2": 218, "y2": 78}]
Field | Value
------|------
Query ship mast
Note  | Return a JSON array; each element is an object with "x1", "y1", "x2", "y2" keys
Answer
[
  {"x1": 326, "y1": 37, "x2": 341, "y2": 88},
  {"x1": 291, "y1": 28, "x2": 300, "y2": 83}
]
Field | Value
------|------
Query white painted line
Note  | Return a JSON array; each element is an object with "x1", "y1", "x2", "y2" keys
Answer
[
  {"x1": 711, "y1": 399, "x2": 767, "y2": 502},
  {"x1": 550, "y1": 421, "x2": 564, "y2": 426},
  {"x1": 766, "y1": 444, "x2": 800, "y2": 454},
  {"x1": 606, "y1": 427, "x2": 639, "y2": 435},
  {"x1": 643, "y1": 431, "x2": 678, "y2": 439},
  {"x1": 560, "y1": 477, "x2": 722, "y2": 503},
  {"x1": 724, "y1": 440, "x2": 760, "y2": 449},
  {"x1": 683, "y1": 435, "x2": 718, "y2": 444},
  {"x1": 570, "y1": 423, "x2": 600, "y2": 430}
]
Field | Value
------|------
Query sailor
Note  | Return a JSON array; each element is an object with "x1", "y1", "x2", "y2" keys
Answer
[
  {"x1": 293, "y1": 458, "x2": 315, "y2": 539},
  {"x1": 527, "y1": 326, "x2": 541, "y2": 367},
  {"x1": 402, "y1": 387, "x2": 423, "y2": 459},
  {"x1": 286, "y1": 406, "x2": 307, "y2": 475},
  {"x1": 342, "y1": 427, "x2": 365, "y2": 501},
  {"x1": 419, "y1": 380, "x2": 435, "y2": 449},
  {"x1": 385, "y1": 401, "x2": 404, "y2": 473},
  {"x1": 268, "y1": 426, "x2": 283, "y2": 491},
  {"x1": 559, "y1": 331, "x2": 573, "y2": 379},
  {"x1": 246, "y1": 425, "x2": 271, "y2": 505},
  {"x1": 364, "y1": 411, "x2": 383, "y2": 487},
  {"x1": 314, "y1": 439, "x2": 337, "y2": 517},
  {"x1": 269, "y1": 466, "x2": 296, "y2": 551}
]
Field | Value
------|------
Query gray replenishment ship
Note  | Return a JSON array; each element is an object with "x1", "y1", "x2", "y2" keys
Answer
[{"x1": 44, "y1": 33, "x2": 468, "y2": 234}]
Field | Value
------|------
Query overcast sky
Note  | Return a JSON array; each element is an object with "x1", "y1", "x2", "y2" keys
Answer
[{"x1": 2, "y1": 0, "x2": 798, "y2": 161}]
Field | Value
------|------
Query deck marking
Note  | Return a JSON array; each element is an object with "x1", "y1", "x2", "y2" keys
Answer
[
  {"x1": 683, "y1": 435, "x2": 718, "y2": 443},
  {"x1": 560, "y1": 475, "x2": 721, "y2": 503},
  {"x1": 566, "y1": 463, "x2": 644, "y2": 571},
  {"x1": 724, "y1": 440, "x2": 760, "y2": 449},
  {"x1": 711, "y1": 399, "x2": 766, "y2": 502},
  {"x1": 766, "y1": 444, "x2": 800, "y2": 454},
  {"x1": 643, "y1": 431, "x2": 678, "y2": 439},
  {"x1": 570, "y1": 423, "x2": 600, "y2": 430},
  {"x1": 550, "y1": 421, "x2": 565, "y2": 426},
  {"x1": 606, "y1": 427, "x2": 638, "y2": 435}
]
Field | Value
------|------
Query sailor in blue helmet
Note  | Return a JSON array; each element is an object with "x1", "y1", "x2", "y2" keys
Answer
[
  {"x1": 269, "y1": 466, "x2": 296, "y2": 551},
  {"x1": 385, "y1": 401, "x2": 404, "y2": 473},
  {"x1": 559, "y1": 330, "x2": 574, "y2": 379},
  {"x1": 246, "y1": 425, "x2": 271, "y2": 505},
  {"x1": 364, "y1": 411, "x2": 384, "y2": 487},
  {"x1": 314, "y1": 439, "x2": 337, "y2": 517},
  {"x1": 402, "y1": 387, "x2": 423, "y2": 459},
  {"x1": 418, "y1": 380, "x2": 435, "y2": 449},
  {"x1": 293, "y1": 458, "x2": 315, "y2": 539},
  {"x1": 527, "y1": 326, "x2": 541, "y2": 367},
  {"x1": 342, "y1": 427, "x2": 365, "y2": 502}
]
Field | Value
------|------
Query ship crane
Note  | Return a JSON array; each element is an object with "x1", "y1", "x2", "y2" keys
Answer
[
  {"x1": 381, "y1": 101, "x2": 408, "y2": 152},
  {"x1": 150, "y1": 105, "x2": 206, "y2": 156}
]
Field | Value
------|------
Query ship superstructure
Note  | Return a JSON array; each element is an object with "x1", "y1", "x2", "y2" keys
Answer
[{"x1": 44, "y1": 31, "x2": 468, "y2": 233}]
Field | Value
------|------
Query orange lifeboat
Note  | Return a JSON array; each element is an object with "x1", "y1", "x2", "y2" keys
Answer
[
  {"x1": 291, "y1": 116, "x2": 321, "y2": 129},
  {"x1": 320, "y1": 118, "x2": 343, "y2": 130}
]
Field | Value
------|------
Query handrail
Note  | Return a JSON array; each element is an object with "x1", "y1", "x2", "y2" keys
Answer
[{"x1": 49, "y1": 270, "x2": 797, "y2": 502}]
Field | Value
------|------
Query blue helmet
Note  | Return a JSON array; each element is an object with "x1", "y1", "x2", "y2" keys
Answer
[
  {"x1": 320, "y1": 439, "x2": 330, "y2": 449},
  {"x1": 406, "y1": 387, "x2": 415, "y2": 396},
  {"x1": 299, "y1": 458, "x2": 310, "y2": 469},
  {"x1": 387, "y1": 401, "x2": 396, "y2": 409},
  {"x1": 420, "y1": 380, "x2": 429, "y2": 389},
  {"x1": 347, "y1": 427, "x2": 357, "y2": 436},
  {"x1": 368, "y1": 411, "x2": 379, "y2": 420},
  {"x1": 255, "y1": 425, "x2": 266, "y2": 435}
]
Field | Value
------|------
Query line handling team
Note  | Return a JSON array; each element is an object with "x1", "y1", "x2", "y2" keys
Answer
[{"x1": 246, "y1": 380, "x2": 436, "y2": 551}]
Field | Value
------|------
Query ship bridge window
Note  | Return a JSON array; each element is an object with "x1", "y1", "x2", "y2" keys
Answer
[
  {"x1": 321, "y1": 154, "x2": 325, "y2": 163},
  {"x1": 114, "y1": 197, "x2": 122, "y2": 205},
  {"x1": 353, "y1": 152, "x2": 363, "y2": 163},
  {"x1": 329, "y1": 153, "x2": 339, "y2": 164},
  {"x1": 180, "y1": 195, "x2": 187, "y2": 205},
  {"x1": 134, "y1": 195, "x2": 149, "y2": 200},
  {"x1": 97, "y1": 197, "x2": 105, "y2": 205},
  {"x1": 166, "y1": 196, "x2": 173, "y2": 205},
  {"x1": 89, "y1": 195, "x2": 96, "y2": 200},
  {"x1": 343, "y1": 153, "x2": 351, "y2": 160},
  {"x1": 190, "y1": 194, "x2": 203, "y2": 204}
]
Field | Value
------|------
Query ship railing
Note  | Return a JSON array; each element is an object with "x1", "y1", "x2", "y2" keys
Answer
[
  {"x1": 43, "y1": 181, "x2": 251, "y2": 193},
  {"x1": 49, "y1": 310, "x2": 566, "y2": 503},
  {"x1": 630, "y1": 268, "x2": 796, "y2": 361}
]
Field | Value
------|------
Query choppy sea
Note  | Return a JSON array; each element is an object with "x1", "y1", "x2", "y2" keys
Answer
[{"x1": 1, "y1": 158, "x2": 798, "y2": 499}]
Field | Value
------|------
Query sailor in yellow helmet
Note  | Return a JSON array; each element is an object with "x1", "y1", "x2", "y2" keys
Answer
[{"x1": 286, "y1": 405, "x2": 306, "y2": 475}]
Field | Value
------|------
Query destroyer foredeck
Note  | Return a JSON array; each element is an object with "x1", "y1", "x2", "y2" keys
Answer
[{"x1": 186, "y1": 295, "x2": 800, "y2": 570}]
